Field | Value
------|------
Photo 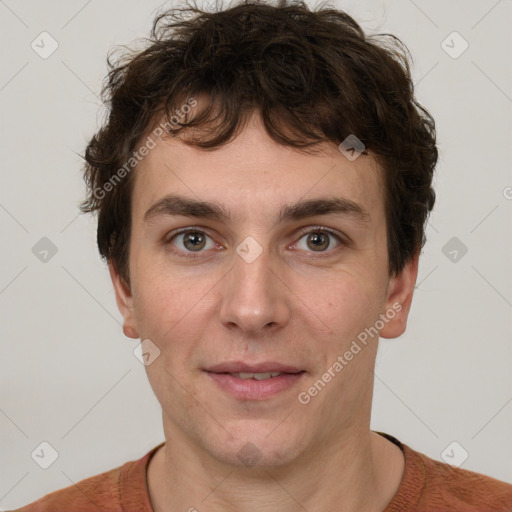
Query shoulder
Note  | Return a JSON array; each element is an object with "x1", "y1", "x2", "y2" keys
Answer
[
  {"x1": 376, "y1": 432, "x2": 512, "y2": 512},
  {"x1": 12, "y1": 443, "x2": 162, "y2": 512},
  {"x1": 13, "y1": 464, "x2": 123, "y2": 512},
  {"x1": 407, "y1": 444, "x2": 512, "y2": 511}
]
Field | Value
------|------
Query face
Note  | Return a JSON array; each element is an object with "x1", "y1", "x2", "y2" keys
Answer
[{"x1": 110, "y1": 112, "x2": 417, "y2": 469}]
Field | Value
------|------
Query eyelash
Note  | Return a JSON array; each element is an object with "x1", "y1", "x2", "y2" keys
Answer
[
  {"x1": 293, "y1": 226, "x2": 345, "y2": 256},
  {"x1": 165, "y1": 227, "x2": 219, "y2": 259},
  {"x1": 165, "y1": 226, "x2": 347, "y2": 259}
]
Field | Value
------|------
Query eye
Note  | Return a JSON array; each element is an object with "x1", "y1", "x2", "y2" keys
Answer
[
  {"x1": 294, "y1": 228, "x2": 342, "y2": 252},
  {"x1": 168, "y1": 229, "x2": 216, "y2": 253}
]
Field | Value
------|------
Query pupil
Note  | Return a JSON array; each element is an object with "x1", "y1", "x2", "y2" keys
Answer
[
  {"x1": 308, "y1": 232, "x2": 328, "y2": 251},
  {"x1": 184, "y1": 232, "x2": 205, "y2": 251}
]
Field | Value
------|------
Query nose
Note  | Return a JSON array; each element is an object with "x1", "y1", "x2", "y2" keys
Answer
[{"x1": 219, "y1": 242, "x2": 291, "y2": 335}]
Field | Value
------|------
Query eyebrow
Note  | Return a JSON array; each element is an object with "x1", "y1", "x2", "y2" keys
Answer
[{"x1": 143, "y1": 194, "x2": 370, "y2": 226}]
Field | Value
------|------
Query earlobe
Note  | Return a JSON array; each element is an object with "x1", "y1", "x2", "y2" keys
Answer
[
  {"x1": 108, "y1": 261, "x2": 139, "y2": 339},
  {"x1": 379, "y1": 252, "x2": 419, "y2": 339}
]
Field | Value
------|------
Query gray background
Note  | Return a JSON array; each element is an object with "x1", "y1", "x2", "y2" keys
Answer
[{"x1": 1, "y1": 0, "x2": 511, "y2": 508}]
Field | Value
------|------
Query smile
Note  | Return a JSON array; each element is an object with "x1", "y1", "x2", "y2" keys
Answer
[{"x1": 205, "y1": 369, "x2": 306, "y2": 400}]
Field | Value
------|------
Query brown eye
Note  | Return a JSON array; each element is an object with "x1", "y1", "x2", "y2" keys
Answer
[
  {"x1": 183, "y1": 231, "x2": 206, "y2": 251},
  {"x1": 295, "y1": 229, "x2": 341, "y2": 253},
  {"x1": 169, "y1": 230, "x2": 215, "y2": 253},
  {"x1": 306, "y1": 232, "x2": 329, "y2": 251}
]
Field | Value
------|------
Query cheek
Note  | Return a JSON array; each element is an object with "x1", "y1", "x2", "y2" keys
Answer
[
  {"x1": 293, "y1": 267, "x2": 382, "y2": 343},
  {"x1": 131, "y1": 272, "x2": 210, "y2": 404},
  {"x1": 131, "y1": 265, "x2": 218, "y2": 357}
]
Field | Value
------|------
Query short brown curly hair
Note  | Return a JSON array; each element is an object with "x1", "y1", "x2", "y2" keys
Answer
[{"x1": 81, "y1": 0, "x2": 437, "y2": 285}]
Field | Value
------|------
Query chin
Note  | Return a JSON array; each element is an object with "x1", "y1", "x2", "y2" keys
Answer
[{"x1": 208, "y1": 422, "x2": 307, "y2": 469}]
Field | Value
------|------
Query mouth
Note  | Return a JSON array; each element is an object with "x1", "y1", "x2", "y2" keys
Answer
[
  {"x1": 205, "y1": 361, "x2": 304, "y2": 374},
  {"x1": 204, "y1": 362, "x2": 306, "y2": 400},
  {"x1": 217, "y1": 371, "x2": 291, "y2": 380}
]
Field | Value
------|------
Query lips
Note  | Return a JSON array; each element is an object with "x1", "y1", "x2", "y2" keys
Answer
[
  {"x1": 204, "y1": 361, "x2": 306, "y2": 399},
  {"x1": 230, "y1": 371, "x2": 283, "y2": 380},
  {"x1": 205, "y1": 361, "x2": 304, "y2": 374}
]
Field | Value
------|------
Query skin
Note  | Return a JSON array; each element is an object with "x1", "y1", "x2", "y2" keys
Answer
[{"x1": 110, "y1": 111, "x2": 419, "y2": 512}]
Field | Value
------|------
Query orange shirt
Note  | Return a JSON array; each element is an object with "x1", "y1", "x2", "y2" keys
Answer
[{"x1": 14, "y1": 432, "x2": 512, "y2": 511}]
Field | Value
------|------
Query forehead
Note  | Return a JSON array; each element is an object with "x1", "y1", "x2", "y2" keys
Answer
[{"x1": 132, "y1": 115, "x2": 385, "y2": 224}]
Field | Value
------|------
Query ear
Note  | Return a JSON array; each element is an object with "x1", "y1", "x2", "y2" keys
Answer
[
  {"x1": 379, "y1": 252, "x2": 419, "y2": 339},
  {"x1": 108, "y1": 261, "x2": 139, "y2": 339}
]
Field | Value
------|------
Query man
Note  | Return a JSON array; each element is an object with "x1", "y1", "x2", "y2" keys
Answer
[{"x1": 16, "y1": 0, "x2": 512, "y2": 510}]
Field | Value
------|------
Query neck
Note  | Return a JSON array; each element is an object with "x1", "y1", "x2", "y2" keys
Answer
[{"x1": 147, "y1": 427, "x2": 404, "y2": 512}]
